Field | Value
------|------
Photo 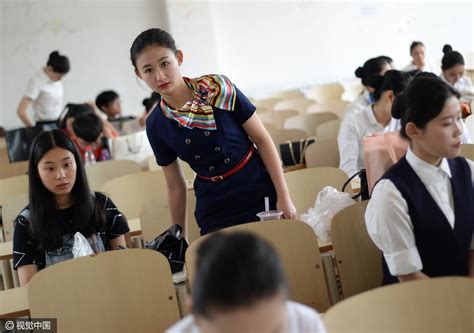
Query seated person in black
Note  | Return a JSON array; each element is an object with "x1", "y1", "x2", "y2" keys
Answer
[{"x1": 13, "y1": 129, "x2": 129, "y2": 286}]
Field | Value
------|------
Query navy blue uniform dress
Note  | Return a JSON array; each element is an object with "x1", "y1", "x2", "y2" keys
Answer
[{"x1": 146, "y1": 75, "x2": 277, "y2": 235}]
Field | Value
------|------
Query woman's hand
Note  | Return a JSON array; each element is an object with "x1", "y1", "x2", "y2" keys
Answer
[{"x1": 277, "y1": 195, "x2": 297, "y2": 220}]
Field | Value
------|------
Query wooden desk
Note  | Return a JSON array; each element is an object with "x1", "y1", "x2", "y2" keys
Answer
[
  {"x1": 0, "y1": 286, "x2": 29, "y2": 318},
  {"x1": 0, "y1": 241, "x2": 12, "y2": 261},
  {"x1": 128, "y1": 218, "x2": 141, "y2": 237}
]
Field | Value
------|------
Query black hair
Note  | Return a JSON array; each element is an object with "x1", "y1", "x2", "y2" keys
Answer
[
  {"x1": 95, "y1": 91, "x2": 120, "y2": 111},
  {"x1": 72, "y1": 112, "x2": 103, "y2": 143},
  {"x1": 192, "y1": 232, "x2": 288, "y2": 319},
  {"x1": 142, "y1": 92, "x2": 161, "y2": 113},
  {"x1": 27, "y1": 130, "x2": 105, "y2": 251},
  {"x1": 371, "y1": 70, "x2": 412, "y2": 102},
  {"x1": 130, "y1": 28, "x2": 178, "y2": 68},
  {"x1": 441, "y1": 44, "x2": 465, "y2": 70},
  {"x1": 410, "y1": 41, "x2": 424, "y2": 55},
  {"x1": 391, "y1": 73, "x2": 461, "y2": 139},
  {"x1": 378, "y1": 55, "x2": 394, "y2": 65},
  {"x1": 57, "y1": 103, "x2": 95, "y2": 129},
  {"x1": 355, "y1": 57, "x2": 391, "y2": 88},
  {"x1": 46, "y1": 51, "x2": 70, "y2": 74}
]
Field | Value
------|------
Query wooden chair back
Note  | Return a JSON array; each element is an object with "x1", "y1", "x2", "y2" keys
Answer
[
  {"x1": 305, "y1": 139, "x2": 339, "y2": 168},
  {"x1": 85, "y1": 159, "x2": 142, "y2": 191},
  {"x1": 284, "y1": 167, "x2": 350, "y2": 214},
  {"x1": 101, "y1": 170, "x2": 167, "y2": 219},
  {"x1": 186, "y1": 219, "x2": 331, "y2": 311},
  {"x1": 28, "y1": 249, "x2": 180, "y2": 332},
  {"x1": 331, "y1": 200, "x2": 382, "y2": 299},
  {"x1": 323, "y1": 277, "x2": 474, "y2": 332}
]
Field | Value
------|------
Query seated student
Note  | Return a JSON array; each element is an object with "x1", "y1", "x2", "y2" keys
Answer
[
  {"x1": 166, "y1": 231, "x2": 325, "y2": 333},
  {"x1": 96, "y1": 90, "x2": 136, "y2": 134},
  {"x1": 57, "y1": 103, "x2": 95, "y2": 136},
  {"x1": 346, "y1": 56, "x2": 392, "y2": 116},
  {"x1": 71, "y1": 112, "x2": 108, "y2": 161},
  {"x1": 440, "y1": 44, "x2": 474, "y2": 99},
  {"x1": 402, "y1": 41, "x2": 438, "y2": 74},
  {"x1": 13, "y1": 130, "x2": 129, "y2": 286},
  {"x1": 338, "y1": 70, "x2": 412, "y2": 177},
  {"x1": 366, "y1": 74, "x2": 474, "y2": 285}
]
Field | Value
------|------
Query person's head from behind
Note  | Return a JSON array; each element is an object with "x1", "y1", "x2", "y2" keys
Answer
[
  {"x1": 72, "y1": 112, "x2": 103, "y2": 149},
  {"x1": 58, "y1": 103, "x2": 95, "y2": 134},
  {"x1": 355, "y1": 57, "x2": 392, "y2": 92},
  {"x1": 130, "y1": 28, "x2": 184, "y2": 97},
  {"x1": 95, "y1": 91, "x2": 122, "y2": 118},
  {"x1": 45, "y1": 51, "x2": 70, "y2": 81},
  {"x1": 28, "y1": 130, "x2": 93, "y2": 247},
  {"x1": 410, "y1": 41, "x2": 426, "y2": 68},
  {"x1": 441, "y1": 44, "x2": 465, "y2": 85},
  {"x1": 191, "y1": 232, "x2": 288, "y2": 333},
  {"x1": 371, "y1": 70, "x2": 412, "y2": 118},
  {"x1": 392, "y1": 74, "x2": 462, "y2": 165}
]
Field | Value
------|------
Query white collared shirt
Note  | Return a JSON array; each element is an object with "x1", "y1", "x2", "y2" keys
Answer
[
  {"x1": 366, "y1": 147, "x2": 474, "y2": 276},
  {"x1": 344, "y1": 89, "x2": 371, "y2": 116},
  {"x1": 165, "y1": 301, "x2": 326, "y2": 333},
  {"x1": 402, "y1": 61, "x2": 439, "y2": 75},
  {"x1": 440, "y1": 72, "x2": 474, "y2": 98},
  {"x1": 24, "y1": 69, "x2": 63, "y2": 121},
  {"x1": 338, "y1": 104, "x2": 400, "y2": 177}
]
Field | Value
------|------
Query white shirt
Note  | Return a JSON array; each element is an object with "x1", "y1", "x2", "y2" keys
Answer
[
  {"x1": 402, "y1": 61, "x2": 439, "y2": 75},
  {"x1": 366, "y1": 147, "x2": 474, "y2": 276},
  {"x1": 440, "y1": 72, "x2": 474, "y2": 101},
  {"x1": 24, "y1": 69, "x2": 63, "y2": 121},
  {"x1": 344, "y1": 89, "x2": 371, "y2": 116},
  {"x1": 338, "y1": 104, "x2": 400, "y2": 177},
  {"x1": 165, "y1": 301, "x2": 326, "y2": 333}
]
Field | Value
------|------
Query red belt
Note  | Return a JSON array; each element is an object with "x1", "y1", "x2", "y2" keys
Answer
[{"x1": 197, "y1": 146, "x2": 255, "y2": 183}]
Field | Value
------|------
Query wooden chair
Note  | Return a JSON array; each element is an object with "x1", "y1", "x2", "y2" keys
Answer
[
  {"x1": 306, "y1": 101, "x2": 349, "y2": 119},
  {"x1": 101, "y1": 170, "x2": 167, "y2": 219},
  {"x1": 284, "y1": 167, "x2": 349, "y2": 214},
  {"x1": 253, "y1": 97, "x2": 284, "y2": 110},
  {"x1": 270, "y1": 89, "x2": 305, "y2": 100},
  {"x1": 147, "y1": 157, "x2": 196, "y2": 183},
  {"x1": 306, "y1": 83, "x2": 344, "y2": 104},
  {"x1": 257, "y1": 109, "x2": 299, "y2": 129},
  {"x1": 28, "y1": 249, "x2": 181, "y2": 332},
  {"x1": 85, "y1": 159, "x2": 142, "y2": 191},
  {"x1": 0, "y1": 175, "x2": 28, "y2": 208},
  {"x1": 273, "y1": 98, "x2": 315, "y2": 114},
  {"x1": 315, "y1": 119, "x2": 340, "y2": 140},
  {"x1": 139, "y1": 192, "x2": 201, "y2": 244},
  {"x1": 323, "y1": 277, "x2": 474, "y2": 332},
  {"x1": 460, "y1": 143, "x2": 474, "y2": 160},
  {"x1": 270, "y1": 129, "x2": 310, "y2": 148},
  {"x1": 283, "y1": 113, "x2": 338, "y2": 137},
  {"x1": 2, "y1": 193, "x2": 28, "y2": 242},
  {"x1": 0, "y1": 161, "x2": 28, "y2": 180},
  {"x1": 331, "y1": 200, "x2": 382, "y2": 299},
  {"x1": 185, "y1": 219, "x2": 331, "y2": 311},
  {"x1": 305, "y1": 139, "x2": 339, "y2": 168}
]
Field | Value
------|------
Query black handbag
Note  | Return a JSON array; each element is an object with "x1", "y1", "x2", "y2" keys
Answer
[
  {"x1": 341, "y1": 169, "x2": 370, "y2": 201},
  {"x1": 145, "y1": 224, "x2": 188, "y2": 274},
  {"x1": 5, "y1": 125, "x2": 44, "y2": 162},
  {"x1": 279, "y1": 137, "x2": 316, "y2": 167}
]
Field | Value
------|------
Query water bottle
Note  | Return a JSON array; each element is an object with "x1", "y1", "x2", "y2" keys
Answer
[
  {"x1": 100, "y1": 137, "x2": 111, "y2": 161},
  {"x1": 84, "y1": 145, "x2": 96, "y2": 165}
]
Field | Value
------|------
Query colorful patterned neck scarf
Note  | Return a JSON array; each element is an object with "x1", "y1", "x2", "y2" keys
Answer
[{"x1": 160, "y1": 74, "x2": 237, "y2": 130}]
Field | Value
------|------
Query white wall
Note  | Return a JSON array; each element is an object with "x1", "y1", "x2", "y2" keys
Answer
[
  {"x1": 204, "y1": 1, "x2": 473, "y2": 97},
  {"x1": 1, "y1": 1, "x2": 473, "y2": 129},
  {"x1": 1, "y1": 0, "x2": 168, "y2": 130}
]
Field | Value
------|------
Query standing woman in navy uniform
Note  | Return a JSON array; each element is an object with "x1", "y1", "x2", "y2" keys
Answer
[
  {"x1": 366, "y1": 73, "x2": 474, "y2": 284},
  {"x1": 130, "y1": 28, "x2": 297, "y2": 236}
]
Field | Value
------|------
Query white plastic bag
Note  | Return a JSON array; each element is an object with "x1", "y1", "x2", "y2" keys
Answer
[
  {"x1": 72, "y1": 232, "x2": 94, "y2": 258},
  {"x1": 300, "y1": 186, "x2": 355, "y2": 241}
]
